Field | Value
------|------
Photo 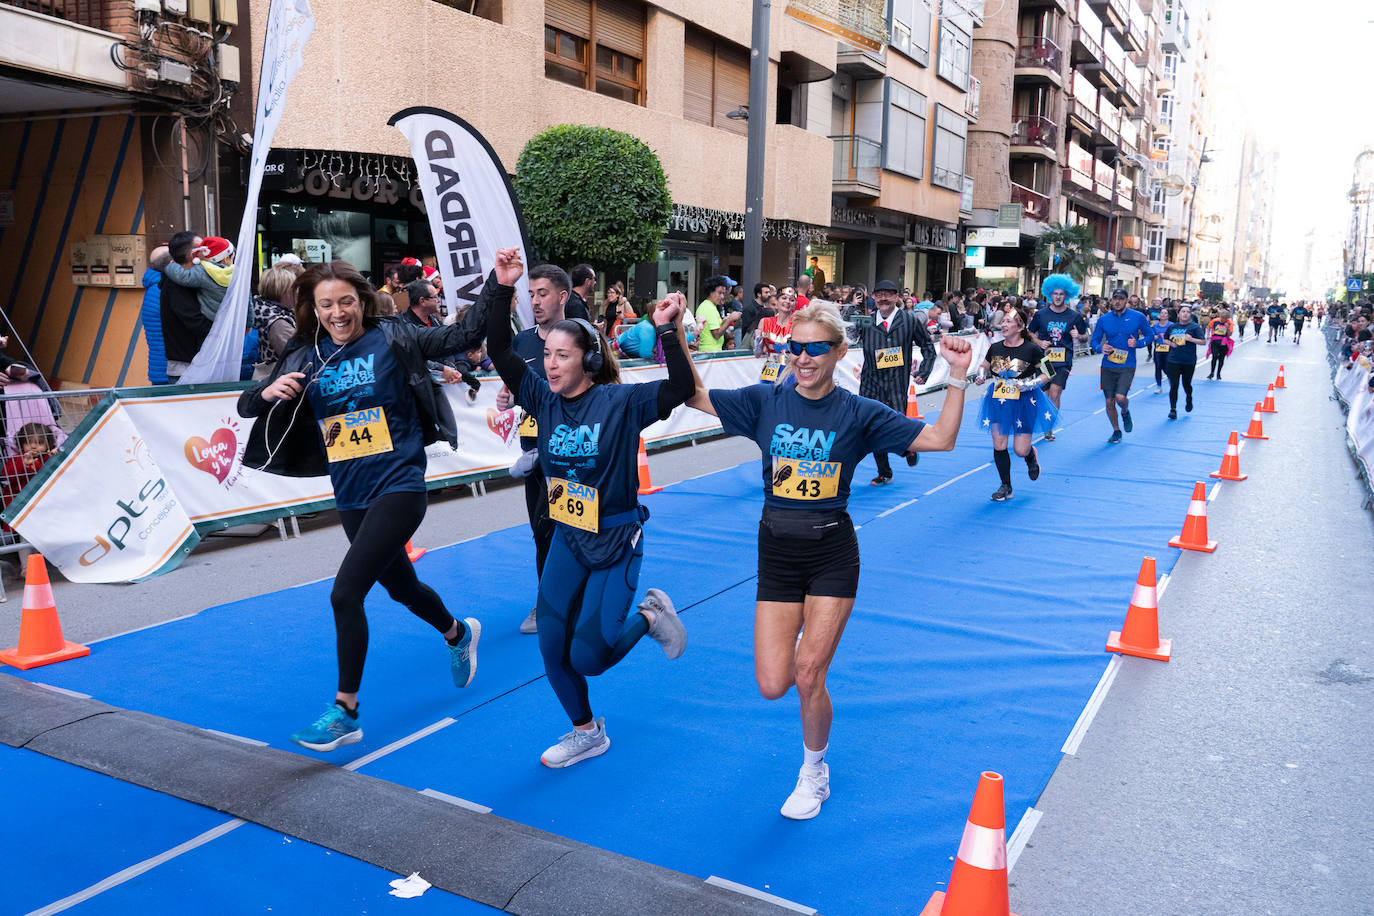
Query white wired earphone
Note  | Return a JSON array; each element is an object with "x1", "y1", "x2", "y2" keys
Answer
[{"x1": 252, "y1": 317, "x2": 348, "y2": 471}]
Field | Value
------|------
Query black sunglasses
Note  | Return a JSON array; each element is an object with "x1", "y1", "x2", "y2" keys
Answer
[{"x1": 787, "y1": 340, "x2": 835, "y2": 357}]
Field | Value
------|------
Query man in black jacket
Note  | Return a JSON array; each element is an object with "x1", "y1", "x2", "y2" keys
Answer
[
  {"x1": 858, "y1": 279, "x2": 936, "y2": 485},
  {"x1": 159, "y1": 230, "x2": 206, "y2": 382},
  {"x1": 565, "y1": 263, "x2": 595, "y2": 321}
]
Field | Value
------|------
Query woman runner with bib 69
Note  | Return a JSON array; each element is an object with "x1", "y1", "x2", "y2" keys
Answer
[
  {"x1": 238, "y1": 260, "x2": 496, "y2": 752},
  {"x1": 485, "y1": 248, "x2": 696, "y2": 769},
  {"x1": 685, "y1": 301, "x2": 973, "y2": 820}
]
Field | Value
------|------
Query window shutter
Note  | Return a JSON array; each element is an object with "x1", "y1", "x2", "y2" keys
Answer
[
  {"x1": 595, "y1": 0, "x2": 645, "y2": 58},
  {"x1": 546, "y1": 0, "x2": 591, "y2": 38},
  {"x1": 713, "y1": 41, "x2": 749, "y2": 135},
  {"x1": 683, "y1": 29, "x2": 715, "y2": 126}
]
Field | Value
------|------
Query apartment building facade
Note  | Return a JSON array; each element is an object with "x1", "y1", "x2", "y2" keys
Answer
[{"x1": 0, "y1": 0, "x2": 252, "y2": 387}]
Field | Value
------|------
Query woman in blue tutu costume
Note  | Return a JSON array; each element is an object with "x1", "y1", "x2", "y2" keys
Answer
[{"x1": 974, "y1": 304, "x2": 1058, "y2": 501}]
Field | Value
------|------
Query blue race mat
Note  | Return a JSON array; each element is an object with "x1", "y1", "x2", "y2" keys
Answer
[{"x1": 10, "y1": 363, "x2": 1271, "y2": 914}]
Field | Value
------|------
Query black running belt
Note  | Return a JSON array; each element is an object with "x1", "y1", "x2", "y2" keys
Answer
[{"x1": 0, "y1": 675, "x2": 795, "y2": 915}]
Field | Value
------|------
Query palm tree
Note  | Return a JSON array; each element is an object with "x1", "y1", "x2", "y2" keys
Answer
[{"x1": 1034, "y1": 222, "x2": 1102, "y2": 283}]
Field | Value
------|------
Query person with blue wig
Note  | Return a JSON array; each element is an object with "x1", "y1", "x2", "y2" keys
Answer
[{"x1": 1027, "y1": 274, "x2": 1087, "y2": 439}]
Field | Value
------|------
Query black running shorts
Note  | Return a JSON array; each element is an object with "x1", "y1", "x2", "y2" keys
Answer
[
  {"x1": 756, "y1": 512, "x2": 860, "y2": 602},
  {"x1": 1046, "y1": 365, "x2": 1072, "y2": 389},
  {"x1": 1099, "y1": 365, "x2": 1135, "y2": 399}
]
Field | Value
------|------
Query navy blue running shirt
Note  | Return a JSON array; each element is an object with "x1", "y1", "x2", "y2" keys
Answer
[
  {"x1": 517, "y1": 370, "x2": 663, "y2": 524},
  {"x1": 307, "y1": 326, "x2": 426, "y2": 511},
  {"x1": 1028, "y1": 307, "x2": 1088, "y2": 367},
  {"x1": 710, "y1": 383, "x2": 925, "y2": 511}
]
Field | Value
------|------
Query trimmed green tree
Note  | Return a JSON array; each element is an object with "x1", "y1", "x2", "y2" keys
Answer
[{"x1": 514, "y1": 124, "x2": 673, "y2": 270}]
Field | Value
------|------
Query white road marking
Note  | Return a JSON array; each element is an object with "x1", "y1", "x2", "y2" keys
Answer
[
  {"x1": 1061, "y1": 656, "x2": 1123, "y2": 756},
  {"x1": 1006, "y1": 807, "x2": 1044, "y2": 873},
  {"x1": 705, "y1": 876, "x2": 817, "y2": 914},
  {"x1": 420, "y1": 787, "x2": 492, "y2": 814}
]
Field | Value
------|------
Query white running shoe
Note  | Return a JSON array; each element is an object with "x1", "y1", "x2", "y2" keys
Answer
[
  {"x1": 780, "y1": 763, "x2": 830, "y2": 820},
  {"x1": 541, "y1": 718, "x2": 610, "y2": 768},
  {"x1": 520, "y1": 607, "x2": 538, "y2": 635},
  {"x1": 639, "y1": 588, "x2": 686, "y2": 659}
]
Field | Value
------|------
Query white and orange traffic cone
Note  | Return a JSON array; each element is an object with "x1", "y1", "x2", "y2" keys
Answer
[
  {"x1": 1209, "y1": 432, "x2": 1248, "y2": 481},
  {"x1": 1106, "y1": 556, "x2": 1171, "y2": 662},
  {"x1": 906, "y1": 380, "x2": 925, "y2": 420},
  {"x1": 1242, "y1": 402, "x2": 1268, "y2": 440},
  {"x1": 918, "y1": 771, "x2": 1021, "y2": 916},
  {"x1": 1169, "y1": 481, "x2": 1217, "y2": 552},
  {"x1": 1275, "y1": 365, "x2": 1287, "y2": 389},
  {"x1": 1260, "y1": 384, "x2": 1277, "y2": 414},
  {"x1": 0, "y1": 554, "x2": 89, "y2": 670},
  {"x1": 405, "y1": 540, "x2": 426, "y2": 563},
  {"x1": 636, "y1": 437, "x2": 662, "y2": 495}
]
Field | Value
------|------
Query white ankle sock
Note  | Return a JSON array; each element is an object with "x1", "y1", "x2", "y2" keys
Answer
[{"x1": 803, "y1": 743, "x2": 827, "y2": 770}]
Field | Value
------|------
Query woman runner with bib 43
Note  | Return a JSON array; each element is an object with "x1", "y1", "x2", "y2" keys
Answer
[
  {"x1": 685, "y1": 301, "x2": 973, "y2": 819},
  {"x1": 485, "y1": 249, "x2": 695, "y2": 769},
  {"x1": 238, "y1": 260, "x2": 491, "y2": 752}
]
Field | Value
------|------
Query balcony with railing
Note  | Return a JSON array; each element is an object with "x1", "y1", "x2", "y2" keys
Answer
[
  {"x1": 1094, "y1": 158, "x2": 1116, "y2": 200},
  {"x1": 1088, "y1": 0, "x2": 1128, "y2": 33},
  {"x1": 831, "y1": 135, "x2": 882, "y2": 198},
  {"x1": 1014, "y1": 36, "x2": 1064, "y2": 85},
  {"x1": 1065, "y1": 142, "x2": 1096, "y2": 191},
  {"x1": 2, "y1": 0, "x2": 109, "y2": 29},
  {"x1": 1011, "y1": 116, "x2": 1059, "y2": 158},
  {"x1": 1117, "y1": 173, "x2": 1134, "y2": 208},
  {"x1": 1011, "y1": 181, "x2": 1053, "y2": 221},
  {"x1": 1071, "y1": 24, "x2": 1102, "y2": 67},
  {"x1": 1097, "y1": 98, "x2": 1121, "y2": 148}
]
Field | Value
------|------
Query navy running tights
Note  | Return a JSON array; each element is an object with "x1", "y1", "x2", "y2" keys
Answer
[
  {"x1": 333, "y1": 490, "x2": 455, "y2": 694},
  {"x1": 537, "y1": 527, "x2": 649, "y2": 725}
]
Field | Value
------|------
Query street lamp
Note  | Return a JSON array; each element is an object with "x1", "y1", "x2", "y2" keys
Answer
[{"x1": 1180, "y1": 137, "x2": 1213, "y2": 300}]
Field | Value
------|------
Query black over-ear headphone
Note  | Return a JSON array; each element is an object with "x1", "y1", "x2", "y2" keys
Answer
[{"x1": 570, "y1": 317, "x2": 604, "y2": 374}]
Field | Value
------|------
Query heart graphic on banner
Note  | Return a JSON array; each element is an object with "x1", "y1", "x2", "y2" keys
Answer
[
  {"x1": 486, "y1": 408, "x2": 515, "y2": 444},
  {"x1": 185, "y1": 427, "x2": 238, "y2": 483}
]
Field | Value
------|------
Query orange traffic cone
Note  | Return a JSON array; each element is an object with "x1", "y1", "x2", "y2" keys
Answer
[
  {"x1": 918, "y1": 771, "x2": 1021, "y2": 916},
  {"x1": 405, "y1": 540, "x2": 426, "y2": 563},
  {"x1": 1209, "y1": 432, "x2": 1248, "y2": 481},
  {"x1": 1106, "y1": 556, "x2": 1171, "y2": 661},
  {"x1": 906, "y1": 380, "x2": 925, "y2": 420},
  {"x1": 1275, "y1": 365, "x2": 1286, "y2": 389},
  {"x1": 1169, "y1": 482, "x2": 1217, "y2": 552},
  {"x1": 636, "y1": 437, "x2": 662, "y2": 495},
  {"x1": 0, "y1": 554, "x2": 89, "y2": 670},
  {"x1": 1259, "y1": 384, "x2": 1277, "y2": 414},
  {"x1": 1241, "y1": 402, "x2": 1268, "y2": 440}
]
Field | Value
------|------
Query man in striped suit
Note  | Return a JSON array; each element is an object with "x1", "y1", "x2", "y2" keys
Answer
[{"x1": 860, "y1": 280, "x2": 936, "y2": 485}]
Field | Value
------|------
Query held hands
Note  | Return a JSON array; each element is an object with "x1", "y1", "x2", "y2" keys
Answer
[
  {"x1": 493, "y1": 247, "x2": 524, "y2": 288},
  {"x1": 940, "y1": 335, "x2": 973, "y2": 377},
  {"x1": 652, "y1": 291, "x2": 686, "y2": 327},
  {"x1": 261, "y1": 371, "x2": 307, "y2": 403}
]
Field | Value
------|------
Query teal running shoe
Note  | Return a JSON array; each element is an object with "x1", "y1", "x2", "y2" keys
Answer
[
  {"x1": 450, "y1": 617, "x2": 481, "y2": 688},
  {"x1": 290, "y1": 703, "x2": 362, "y2": 752}
]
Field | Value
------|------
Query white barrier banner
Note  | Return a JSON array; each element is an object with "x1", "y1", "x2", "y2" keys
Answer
[
  {"x1": 3, "y1": 398, "x2": 200, "y2": 582},
  {"x1": 1344, "y1": 360, "x2": 1374, "y2": 478},
  {"x1": 2, "y1": 343, "x2": 980, "y2": 582}
]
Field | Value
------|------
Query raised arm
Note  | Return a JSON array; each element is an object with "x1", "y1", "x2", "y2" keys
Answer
[
  {"x1": 653, "y1": 293, "x2": 694, "y2": 418},
  {"x1": 417, "y1": 270, "x2": 511, "y2": 359},
  {"x1": 481, "y1": 248, "x2": 527, "y2": 392},
  {"x1": 907, "y1": 336, "x2": 972, "y2": 452}
]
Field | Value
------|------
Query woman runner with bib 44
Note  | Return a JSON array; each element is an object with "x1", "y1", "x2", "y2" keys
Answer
[
  {"x1": 485, "y1": 249, "x2": 695, "y2": 769},
  {"x1": 685, "y1": 301, "x2": 973, "y2": 820},
  {"x1": 239, "y1": 260, "x2": 493, "y2": 752}
]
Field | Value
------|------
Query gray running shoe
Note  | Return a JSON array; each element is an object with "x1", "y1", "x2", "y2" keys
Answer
[
  {"x1": 780, "y1": 763, "x2": 830, "y2": 820},
  {"x1": 1108, "y1": 429, "x2": 1123, "y2": 443},
  {"x1": 541, "y1": 718, "x2": 610, "y2": 768},
  {"x1": 640, "y1": 588, "x2": 686, "y2": 659},
  {"x1": 520, "y1": 607, "x2": 538, "y2": 635}
]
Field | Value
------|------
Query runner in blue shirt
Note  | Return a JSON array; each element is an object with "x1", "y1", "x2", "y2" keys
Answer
[
  {"x1": 1163, "y1": 303, "x2": 1207, "y2": 418},
  {"x1": 1267, "y1": 303, "x2": 1284, "y2": 342},
  {"x1": 1291, "y1": 303, "x2": 1310, "y2": 344},
  {"x1": 684, "y1": 301, "x2": 974, "y2": 820},
  {"x1": 1089, "y1": 288, "x2": 1153, "y2": 443},
  {"x1": 486, "y1": 250, "x2": 695, "y2": 770}
]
